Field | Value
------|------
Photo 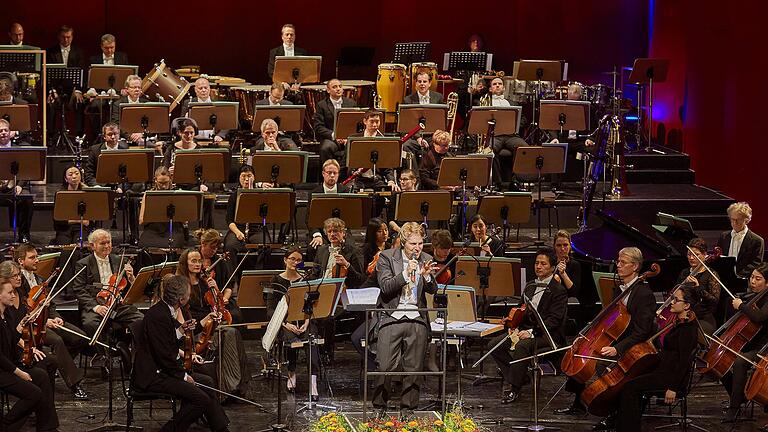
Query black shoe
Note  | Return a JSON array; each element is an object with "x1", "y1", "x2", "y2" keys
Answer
[
  {"x1": 722, "y1": 407, "x2": 739, "y2": 423},
  {"x1": 555, "y1": 402, "x2": 587, "y2": 416},
  {"x1": 286, "y1": 386, "x2": 294, "y2": 394},
  {"x1": 501, "y1": 391, "x2": 519, "y2": 404},
  {"x1": 310, "y1": 394, "x2": 319, "y2": 402},
  {"x1": 593, "y1": 416, "x2": 615, "y2": 431},
  {"x1": 71, "y1": 383, "x2": 89, "y2": 400}
]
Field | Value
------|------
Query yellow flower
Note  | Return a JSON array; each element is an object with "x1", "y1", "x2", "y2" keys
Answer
[
  {"x1": 408, "y1": 421, "x2": 418, "y2": 428},
  {"x1": 385, "y1": 422, "x2": 394, "y2": 427},
  {"x1": 434, "y1": 420, "x2": 444, "y2": 426}
]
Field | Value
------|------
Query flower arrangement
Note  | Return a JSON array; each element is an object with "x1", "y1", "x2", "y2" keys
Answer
[
  {"x1": 355, "y1": 408, "x2": 480, "y2": 432},
  {"x1": 310, "y1": 412, "x2": 355, "y2": 432}
]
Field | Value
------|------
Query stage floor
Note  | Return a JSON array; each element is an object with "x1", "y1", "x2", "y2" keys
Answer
[{"x1": 41, "y1": 340, "x2": 765, "y2": 432}]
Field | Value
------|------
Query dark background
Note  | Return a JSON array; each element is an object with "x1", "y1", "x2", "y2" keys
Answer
[{"x1": 5, "y1": 0, "x2": 767, "y2": 234}]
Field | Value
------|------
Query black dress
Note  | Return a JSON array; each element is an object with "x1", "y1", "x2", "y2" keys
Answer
[
  {"x1": 267, "y1": 274, "x2": 320, "y2": 375},
  {"x1": 675, "y1": 268, "x2": 720, "y2": 334}
]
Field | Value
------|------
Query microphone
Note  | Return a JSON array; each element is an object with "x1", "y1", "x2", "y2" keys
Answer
[{"x1": 409, "y1": 252, "x2": 418, "y2": 282}]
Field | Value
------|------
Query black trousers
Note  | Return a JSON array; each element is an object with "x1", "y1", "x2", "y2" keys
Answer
[
  {"x1": 142, "y1": 372, "x2": 228, "y2": 432},
  {"x1": 281, "y1": 324, "x2": 321, "y2": 375},
  {"x1": 45, "y1": 322, "x2": 88, "y2": 388},
  {"x1": 490, "y1": 333, "x2": 549, "y2": 391},
  {"x1": 0, "y1": 358, "x2": 58, "y2": 432},
  {"x1": 81, "y1": 304, "x2": 144, "y2": 342},
  {"x1": 319, "y1": 139, "x2": 345, "y2": 166},
  {"x1": 0, "y1": 194, "x2": 33, "y2": 238},
  {"x1": 721, "y1": 349, "x2": 758, "y2": 409},
  {"x1": 372, "y1": 320, "x2": 428, "y2": 410},
  {"x1": 616, "y1": 371, "x2": 670, "y2": 432}
]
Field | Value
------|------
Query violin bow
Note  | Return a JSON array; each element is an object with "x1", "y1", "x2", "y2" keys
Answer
[{"x1": 686, "y1": 245, "x2": 736, "y2": 300}]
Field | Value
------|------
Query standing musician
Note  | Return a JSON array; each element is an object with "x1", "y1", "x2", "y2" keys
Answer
[
  {"x1": 677, "y1": 238, "x2": 720, "y2": 334},
  {"x1": 372, "y1": 222, "x2": 439, "y2": 419},
  {"x1": 418, "y1": 130, "x2": 454, "y2": 191},
  {"x1": 133, "y1": 274, "x2": 230, "y2": 432},
  {"x1": 402, "y1": 71, "x2": 444, "y2": 158},
  {"x1": 8, "y1": 23, "x2": 24, "y2": 46},
  {"x1": 313, "y1": 78, "x2": 357, "y2": 165},
  {"x1": 267, "y1": 24, "x2": 307, "y2": 80},
  {"x1": 490, "y1": 247, "x2": 568, "y2": 403},
  {"x1": 88, "y1": 33, "x2": 129, "y2": 65},
  {"x1": 0, "y1": 118, "x2": 34, "y2": 243},
  {"x1": 0, "y1": 277, "x2": 59, "y2": 432},
  {"x1": 46, "y1": 25, "x2": 84, "y2": 68},
  {"x1": 176, "y1": 248, "x2": 250, "y2": 397},
  {"x1": 137, "y1": 166, "x2": 187, "y2": 249},
  {"x1": 616, "y1": 285, "x2": 702, "y2": 432},
  {"x1": 267, "y1": 247, "x2": 321, "y2": 399},
  {"x1": 180, "y1": 77, "x2": 226, "y2": 144},
  {"x1": 73, "y1": 229, "x2": 144, "y2": 341},
  {"x1": 721, "y1": 262, "x2": 768, "y2": 423},
  {"x1": 196, "y1": 228, "x2": 241, "y2": 324},
  {"x1": 13, "y1": 244, "x2": 89, "y2": 399},
  {"x1": 557, "y1": 247, "x2": 656, "y2": 427},
  {"x1": 347, "y1": 110, "x2": 399, "y2": 192},
  {"x1": 717, "y1": 202, "x2": 764, "y2": 278},
  {"x1": 110, "y1": 75, "x2": 149, "y2": 145}
]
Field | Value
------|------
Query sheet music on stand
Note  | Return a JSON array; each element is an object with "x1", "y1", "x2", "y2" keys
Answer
[
  {"x1": 393, "y1": 42, "x2": 430, "y2": 64},
  {"x1": 444, "y1": 52, "x2": 492, "y2": 72},
  {"x1": 46, "y1": 65, "x2": 84, "y2": 92},
  {"x1": 0, "y1": 51, "x2": 41, "y2": 72}
]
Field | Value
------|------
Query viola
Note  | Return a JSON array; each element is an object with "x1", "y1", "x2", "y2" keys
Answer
[
  {"x1": 330, "y1": 244, "x2": 348, "y2": 279},
  {"x1": 560, "y1": 264, "x2": 661, "y2": 383},
  {"x1": 20, "y1": 268, "x2": 62, "y2": 367},
  {"x1": 177, "y1": 306, "x2": 194, "y2": 371},
  {"x1": 96, "y1": 256, "x2": 133, "y2": 309},
  {"x1": 200, "y1": 253, "x2": 233, "y2": 326}
]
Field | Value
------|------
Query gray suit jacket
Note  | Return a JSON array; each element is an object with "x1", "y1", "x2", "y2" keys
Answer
[{"x1": 375, "y1": 248, "x2": 437, "y2": 326}]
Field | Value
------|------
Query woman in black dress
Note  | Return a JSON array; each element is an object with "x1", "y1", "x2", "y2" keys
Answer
[
  {"x1": 676, "y1": 237, "x2": 720, "y2": 335},
  {"x1": 52, "y1": 165, "x2": 90, "y2": 245}
]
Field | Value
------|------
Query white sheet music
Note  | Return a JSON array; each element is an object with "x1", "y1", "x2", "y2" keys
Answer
[{"x1": 341, "y1": 287, "x2": 381, "y2": 311}]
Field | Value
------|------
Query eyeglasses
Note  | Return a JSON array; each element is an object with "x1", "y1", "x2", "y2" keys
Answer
[
  {"x1": 323, "y1": 170, "x2": 339, "y2": 176},
  {"x1": 670, "y1": 297, "x2": 688, "y2": 304},
  {"x1": 286, "y1": 257, "x2": 302, "y2": 263}
]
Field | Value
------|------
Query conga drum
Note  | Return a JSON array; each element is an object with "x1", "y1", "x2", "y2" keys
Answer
[
  {"x1": 339, "y1": 79, "x2": 375, "y2": 107},
  {"x1": 376, "y1": 63, "x2": 407, "y2": 117},
  {"x1": 141, "y1": 60, "x2": 191, "y2": 111},
  {"x1": 229, "y1": 85, "x2": 271, "y2": 121},
  {"x1": 409, "y1": 62, "x2": 438, "y2": 92}
]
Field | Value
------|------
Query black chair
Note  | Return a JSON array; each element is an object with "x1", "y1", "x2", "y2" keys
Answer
[
  {"x1": 120, "y1": 320, "x2": 178, "y2": 429},
  {"x1": 641, "y1": 350, "x2": 708, "y2": 431}
]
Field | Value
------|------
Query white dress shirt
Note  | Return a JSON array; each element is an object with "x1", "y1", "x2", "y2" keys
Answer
[
  {"x1": 283, "y1": 44, "x2": 295, "y2": 57},
  {"x1": 60, "y1": 45, "x2": 70, "y2": 65},
  {"x1": 418, "y1": 92, "x2": 430, "y2": 105},
  {"x1": 95, "y1": 254, "x2": 112, "y2": 288},
  {"x1": 619, "y1": 275, "x2": 640, "y2": 306},
  {"x1": 103, "y1": 54, "x2": 114, "y2": 66},
  {"x1": 330, "y1": 97, "x2": 343, "y2": 110},
  {"x1": 322, "y1": 183, "x2": 338, "y2": 193},
  {"x1": 491, "y1": 95, "x2": 510, "y2": 107},
  {"x1": 729, "y1": 227, "x2": 749, "y2": 258},
  {"x1": 21, "y1": 270, "x2": 37, "y2": 292},
  {"x1": 530, "y1": 274, "x2": 554, "y2": 309}
]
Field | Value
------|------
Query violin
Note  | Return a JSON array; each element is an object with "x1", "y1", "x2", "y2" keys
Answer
[
  {"x1": 367, "y1": 250, "x2": 381, "y2": 276},
  {"x1": 200, "y1": 253, "x2": 233, "y2": 326},
  {"x1": 561, "y1": 264, "x2": 661, "y2": 383},
  {"x1": 177, "y1": 306, "x2": 194, "y2": 371},
  {"x1": 19, "y1": 268, "x2": 61, "y2": 367},
  {"x1": 331, "y1": 243, "x2": 348, "y2": 279},
  {"x1": 96, "y1": 255, "x2": 133, "y2": 309},
  {"x1": 500, "y1": 305, "x2": 527, "y2": 351}
]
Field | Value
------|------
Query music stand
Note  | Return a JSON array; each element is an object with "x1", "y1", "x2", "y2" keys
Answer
[
  {"x1": 467, "y1": 106, "x2": 522, "y2": 135},
  {"x1": 515, "y1": 60, "x2": 563, "y2": 140},
  {"x1": 397, "y1": 104, "x2": 447, "y2": 133},
  {"x1": 188, "y1": 101, "x2": 239, "y2": 134},
  {"x1": 235, "y1": 188, "x2": 296, "y2": 245},
  {"x1": 394, "y1": 191, "x2": 452, "y2": 231},
  {"x1": 119, "y1": 103, "x2": 171, "y2": 145},
  {"x1": 88, "y1": 65, "x2": 139, "y2": 91},
  {"x1": 308, "y1": 194, "x2": 372, "y2": 229},
  {"x1": 477, "y1": 192, "x2": 532, "y2": 243},
  {"x1": 286, "y1": 278, "x2": 344, "y2": 412},
  {"x1": 628, "y1": 58, "x2": 670, "y2": 151},
  {"x1": 142, "y1": 190, "x2": 203, "y2": 248},
  {"x1": 127, "y1": 261, "x2": 178, "y2": 304},
  {"x1": 445, "y1": 52, "x2": 490, "y2": 72},
  {"x1": 251, "y1": 105, "x2": 306, "y2": 133},
  {"x1": 172, "y1": 148, "x2": 229, "y2": 186},
  {"x1": 238, "y1": 270, "x2": 282, "y2": 308},
  {"x1": 95, "y1": 149, "x2": 154, "y2": 245},
  {"x1": 592, "y1": 271, "x2": 618, "y2": 308},
  {"x1": 47, "y1": 64, "x2": 84, "y2": 149},
  {"x1": 0, "y1": 105, "x2": 34, "y2": 133},
  {"x1": 273, "y1": 56, "x2": 322, "y2": 84},
  {"x1": 333, "y1": 108, "x2": 380, "y2": 141},
  {"x1": 0, "y1": 146, "x2": 45, "y2": 243},
  {"x1": 346, "y1": 137, "x2": 401, "y2": 184},
  {"x1": 455, "y1": 256, "x2": 521, "y2": 311},
  {"x1": 53, "y1": 188, "x2": 115, "y2": 248},
  {"x1": 513, "y1": 146, "x2": 566, "y2": 245},
  {"x1": 539, "y1": 101, "x2": 590, "y2": 138},
  {"x1": 437, "y1": 156, "x2": 492, "y2": 238},
  {"x1": 250, "y1": 151, "x2": 308, "y2": 185},
  {"x1": 393, "y1": 42, "x2": 430, "y2": 65}
]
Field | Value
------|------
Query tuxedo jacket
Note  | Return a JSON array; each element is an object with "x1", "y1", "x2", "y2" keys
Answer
[
  {"x1": 46, "y1": 44, "x2": 85, "y2": 68},
  {"x1": 131, "y1": 304, "x2": 186, "y2": 390},
  {"x1": 612, "y1": 280, "x2": 656, "y2": 357},
  {"x1": 110, "y1": 95, "x2": 150, "y2": 124},
  {"x1": 179, "y1": 97, "x2": 228, "y2": 139},
  {"x1": 254, "y1": 98, "x2": 294, "y2": 106},
  {"x1": 18, "y1": 273, "x2": 62, "y2": 320},
  {"x1": 306, "y1": 183, "x2": 350, "y2": 238},
  {"x1": 516, "y1": 278, "x2": 568, "y2": 346},
  {"x1": 73, "y1": 253, "x2": 131, "y2": 312},
  {"x1": 717, "y1": 229, "x2": 765, "y2": 278},
  {"x1": 310, "y1": 243, "x2": 365, "y2": 289},
  {"x1": 84, "y1": 141, "x2": 129, "y2": 186},
  {"x1": 267, "y1": 45, "x2": 308, "y2": 78},
  {"x1": 375, "y1": 247, "x2": 438, "y2": 326},
  {"x1": 88, "y1": 52, "x2": 130, "y2": 65},
  {"x1": 312, "y1": 97, "x2": 357, "y2": 141},
  {"x1": 404, "y1": 91, "x2": 444, "y2": 105}
]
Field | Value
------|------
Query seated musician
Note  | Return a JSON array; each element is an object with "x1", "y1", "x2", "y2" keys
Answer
[
  {"x1": 196, "y1": 228, "x2": 241, "y2": 324},
  {"x1": 717, "y1": 202, "x2": 764, "y2": 278},
  {"x1": 469, "y1": 214, "x2": 505, "y2": 256},
  {"x1": 402, "y1": 71, "x2": 445, "y2": 159},
  {"x1": 180, "y1": 77, "x2": 226, "y2": 144},
  {"x1": 721, "y1": 262, "x2": 768, "y2": 423},
  {"x1": 548, "y1": 83, "x2": 596, "y2": 151},
  {"x1": 616, "y1": 285, "x2": 702, "y2": 432},
  {"x1": 307, "y1": 160, "x2": 349, "y2": 249},
  {"x1": 88, "y1": 33, "x2": 129, "y2": 65},
  {"x1": 137, "y1": 166, "x2": 187, "y2": 249},
  {"x1": 253, "y1": 118, "x2": 298, "y2": 152},
  {"x1": 557, "y1": 247, "x2": 656, "y2": 429},
  {"x1": 132, "y1": 273, "x2": 229, "y2": 432},
  {"x1": 8, "y1": 22, "x2": 24, "y2": 46},
  {"x1": 313, "y1": 78, "x2": 356, "y2": 165},
  {"x1": 678, "y1": 238, "x2": 720, "y2": 334},
  {"x1": 347, "y1": 109, "x2": 399, "y2": 192},
  {"x1": 491, "y1": 247, "x2": 568, "y2": 403},
  {"x1": 223, "y1": 164, "x2": 277, "y2": 258},
  {"x1": 398, "y1": 168, "x2": 419, "y2": 192},
  {"x1": 52, "y1": 165, "x2": 91, "y2": 245},
  {"x1": 12, "y1": 244, "x2": 90, "y2": 399},
  {"x1": 267, "y1": 24, "x2": 307, "y2": 80},
  {"x1": 0, "y1": 277, "x2": 59, "y2": 432},
  {"x1": 73, "y1": 229, "x2": 144, "y2": 341},
  {"x1": 425, "y1": 228, "x2": 457, "y2": 372},
  {"x1": 0, "y1": 76, "x2": 28, "y2": 105},
  {"x1": 553, "y1": 230, "x2": 583, "y2": 302},
  {"x1": 477, "y1": 77, "x2": 527, "y2": 184},
  {"x1": 418, "y1": 130, "x2": 454, "y2": 191},
  {"x1": 256, "y1": 83, "x2": 294, "y2": 107},
  {"x1": 372, "y1": 222, "x2": 439, "y2": 419},
  {"x1": 267, "y1": 247, "x2": 320, "y2": 399},
  {"x1": 176, "y1": 248, "x2": 250, "y2": 397},
  {"x1": 83, "y1": 122, "x2": 128, "y2": 187},
  {"x1": 110, "y1": 74, "x2": 149, "y2": 145},
  {"x1": 0, "y1": 118, "x2": 34, "y2": 243}
]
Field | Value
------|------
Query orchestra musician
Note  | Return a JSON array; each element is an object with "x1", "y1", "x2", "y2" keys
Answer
[
  {"x1": 307, "y1": 159, "x2": 350, "y2": 253},
  {"x1": 491, "y1": 247, "x2": 567, "y2": 403},
  {"x1": 8, "y1": 23, "x2": 24, "y2": 45},
  {"x1": 418, "y1": 130, "x2": 454, "y2": 191},
  {"x1": 45, "y1": 25, "x2": 84, "y2": 68},
  {"x1": 253, "y1": 118, "x2": 298, "y2": 151},
  {"x1": 196, "y1": 228, "x2": 241, "y2": 324},
  {"x1": 253, "y1": 85, "x2": 299, "y2": 150},
  {"x1": 83, "y1": 122, "x2": 129, "y2": 187},
  {"x1": 616, "y1": 285, "x2": 702, "y2": 432},
  {"x1": 372, "y1": 222, "x2": 439, "y2": 419},
  {"x1": 0, "y1": 277, "x2": 59, "y2": 432},
  {"x1": 223, "y1": 164, "x2": 276, "y2": 259},
  {"x1": 721, "y1": 263, "x2": 768, "y2": 423},
  {"x1": 52, "y1": 165, "x2": 91, "y2": 245},
  {"x1": 553, "y1": 230, "x2": 583, "y2": 302},
  {"x1": 0, "y1": 118, "x2": 34, "y2": 243},
  {"x1": 398, "y1": 169, "x2": 419, "y2": 192},
  {"x1": 557, "y1": 247, "x2": 656, "y2": 428},
  {"x1": 0, "y1": 77, "x2": 26, "y2": 105},
  {"x1": 313, "y1": 78, "x2": 356, "y2": 165},
  {"x1": 72, "y1": 229, "x2": 144, "y2": 341},
  {"x1": 478, "y1": 77, "x2": 527, "y2": 184},
  {"x1": 137, "y1": 166, "x2": 187, "y2": 248},
  {"x1": 110, "y1": 74, "x2": 149, "y2": 145},
  {"x1": 267, "y1": 247, "x2": 320, "y2": 399},
  {"x1": 13, "y1": 244, "x2": 90, "y2": 400},
  {"x1": 132, "y1": 274, "x2": 230, "y2": 432},
  {"x1": 402, "y1": 72, "x2": 444, "y2": 159},
  {"x1": 347, "y1": 109, "x2": 399, "y2": 192},
  {"x1": 677, "y1": 238, "x2": 720, "y2": 334},
  {"x1": 717, "y1": 202, "x2": 764, "y2": 278},
  {"x1": 267, "y1": 24, "x2": 307, "y2": 80},
  {"x1": 548, "y1": 83, "x2": 596, "y2": 151},
  {"x1": 180, "y1": 77, "x2": 226, "y2": 144},
  {"x1": 176, "y1": 248, "x2": 250, "y2": 397},
  {"x1": 88, "y1": 33, "x2": 129, "y2": 65},
  {"x1": 469, "y1": 214, "x2": 504, "y2": 257}
]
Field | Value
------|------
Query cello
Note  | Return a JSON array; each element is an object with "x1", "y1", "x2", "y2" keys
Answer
[
  {"x1": 744, "y1": 340, "x2": 768, "y2": 405},
  {"x1": 561, "y1": 264, "x2": 661, "y2": 383}
]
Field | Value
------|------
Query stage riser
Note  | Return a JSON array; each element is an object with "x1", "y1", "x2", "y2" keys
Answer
[
  {"x1": 624, "y1": 153, "x2": 690, "y2": 170},
  {"x1": 626, "y1": 169, "x2": 695, "y2": 184}
]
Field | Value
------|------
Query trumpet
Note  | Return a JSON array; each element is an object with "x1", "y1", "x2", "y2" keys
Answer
[{"x1": 475, "y1": 93, "x2": 494, "y2": 154}]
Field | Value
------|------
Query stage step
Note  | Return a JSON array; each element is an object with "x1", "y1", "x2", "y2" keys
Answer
[
  {"x1": 626, "y1": 168, "x2": 695, "y2": 184},
  {"x1": 624, "y1": 150, "x2": 690, "y2": 171}
]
